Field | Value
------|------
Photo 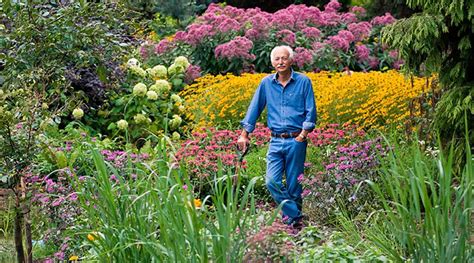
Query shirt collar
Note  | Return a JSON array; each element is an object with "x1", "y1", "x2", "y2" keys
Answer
[{"x1": 272, "y1": 68, "x2": 295, "y2": 83}]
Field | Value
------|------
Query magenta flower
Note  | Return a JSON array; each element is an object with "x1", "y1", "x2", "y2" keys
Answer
[
  {"x1": 326, "y1": 35, "x2": 350, "y2": 51},
  {"x1": 347, "y1": 22, "x2": 372, "y2": 41},
  {"x1": 214, "y1": 37, "x2": 255, "y2": 61},
  {"x1": 371, "y1": 12, "x2": 396, "y2": 25},
  {"x1": 355, "y1": 44, "x2": 370, "y2": 61},
  {"x1": 302, "y1": 27, "x2": 321, "y2": 39},
  {"x1": 276, "y1": 29, "x2": 296, "y2": 45},
  {"x1": 294, "y1": 47, "x2": 314, "y2": 68}
]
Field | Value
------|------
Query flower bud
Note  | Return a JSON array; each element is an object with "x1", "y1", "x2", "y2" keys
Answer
[
  {"x1": 72, "y1": 108, "x2": 84, "y2": 119},
  {"x1": 117, "y1": 119, "x2": 128, "y2": 130}
]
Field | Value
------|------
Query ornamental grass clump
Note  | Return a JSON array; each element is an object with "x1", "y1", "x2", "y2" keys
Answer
[{"x1": 73, "y1": 141, "x2": 259, "y2": 262}]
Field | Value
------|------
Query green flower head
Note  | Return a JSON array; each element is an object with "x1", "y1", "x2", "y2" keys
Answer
[
  {"x1": 148, "y1": 65, "x2": 167, "y2": 79},
  {"x1": 72, "y1": 108, "x2": 84, "y2": 119},
  {"x1": 133, "y1": 83, "x2": 148, "y2": 97},
  {"x1": 146, "y1": 90, "x2": 158, "y2": 100},
  {"x1": 168, "y1": 63, "x2": 185, "y2": 76},
  {"x1": 117, "y1": 119, "x2": 128, "y2": 130},
  {"x1": 174, "y1": 56, "x2": 190, "y2": 69}
]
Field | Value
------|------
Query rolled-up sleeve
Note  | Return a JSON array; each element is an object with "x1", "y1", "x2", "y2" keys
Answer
[
  {"x1": 240, "y1": 82, "x2": 266, "y2": 133},
  {"x1": 302, "y1": 79, "x2": 317, "y2": 131}
]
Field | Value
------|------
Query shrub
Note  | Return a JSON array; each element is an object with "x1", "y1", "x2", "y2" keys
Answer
[
  {"x1": 84, "y1": 56, "x2": 199, "y2": 142},
  {"x1": 302, "y1": 123, "x2": 388, "y2": 223},
  {"x1": 140, "y1": 1, "x2": 401, "y2": 74},
  {"x1": 181, "y1": 71, "x2": 432, "y2": 130},
  {"x1": 175, "y1": 123, "x2": 270, "y2": 197}
]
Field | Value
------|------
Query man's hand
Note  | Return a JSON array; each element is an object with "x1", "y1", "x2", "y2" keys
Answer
[
  {"x1": 295, "y1": 130, "x2": 309, "y2": 142},
  {"x1": 237, "y1": 135, "x2": 250, "y2": 152}
]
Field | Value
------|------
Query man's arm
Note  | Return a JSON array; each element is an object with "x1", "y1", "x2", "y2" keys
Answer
[
  {"x1": 238, "y1": 82, "x2": 267, "y2": 149},
  {"x1": 298, "y1": 78, "x2": 317, "y2": 141}
]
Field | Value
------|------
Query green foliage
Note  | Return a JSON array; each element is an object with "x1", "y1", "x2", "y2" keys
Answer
[
  {"x1": 381, "y1": 0, "x2": 474, "y2": 149},
  {"x1": 0, "y1": 1, "x2": 139, "y2": 123},
  {"x1": 73, "y1": 142, "x2": 259, "y2": 261},
  {"x1": 85, "y1": 57, "x2": 188, "y2": 142},
  {"x1": 365, "y1": 135, "x2": 473, "y2": 262}
]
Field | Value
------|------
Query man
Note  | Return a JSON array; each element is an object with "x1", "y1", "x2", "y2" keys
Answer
[{"x1": 237, "y1": 45, "x2": 317, "y2": 227}]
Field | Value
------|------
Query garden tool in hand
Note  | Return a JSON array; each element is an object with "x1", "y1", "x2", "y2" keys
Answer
[{"x1": 234, "y1": 142, "x2": 250, "y2": 185}]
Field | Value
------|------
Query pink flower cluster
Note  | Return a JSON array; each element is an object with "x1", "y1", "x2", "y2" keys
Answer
[
  {"x1": 175, "y1": 123, "x2": 270, "y2": 178},
  {"x1": 143, "y1": 0, "x2": 400, "y2": 72},
  {"x1": 215, "y1": 36, "x2": 256, "y2": 61}
]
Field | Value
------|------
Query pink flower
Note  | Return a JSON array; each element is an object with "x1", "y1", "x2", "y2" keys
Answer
[
  {"x1": 388, "y1": 50, "x2": 399, "y2": 59},
  {"x1": 276, "y1": 29, "x2": 296, "y2": 45},
  {"x1": 154, "y1": 39, "x2": 171, "y2": 54},
  {"x1": 302, "y1": 27, "x2": 321, "y2": 39},
  {"x1": 347, "y1": 22, "x2": 372, "y2": 41},
  {"x1": 297, "y1": 174, "x2": 304, "y2": 182},
  {"x1": 355, "y1": 44, "x2": 370, "y2": 61},
  {"x1": 182, "y1": 185, "x2": 188, "y2": 190},
  {"x1": 185, "y1": 64, "x2": 201, "y2": 84},
  {"x1": 325, "y1": 0, "x2": 342, "y2": 12},
  {"x1": 214, "y1": 37, "x2": 255, "y2": 61},
  {"x1": 294, "y1": 47, "x2": 313, "y2": 68},
  {"x1": 185, "y1": 24, "x2": 215, "y2": 46},
  {"x1": 371, "y1": 12, "x2": 396, "y2": 26},
  {"x1": 326, "y1": 35, "x2": 350, "y2": 51},
  {"x1": 350, "y1": 6, "x2": 366, "y2": 17},
  {"x1": 369, "y1": 56, "x2": 379, "y2": 69}
]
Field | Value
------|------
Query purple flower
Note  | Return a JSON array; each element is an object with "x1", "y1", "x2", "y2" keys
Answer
[
  {"x1": 350, "y1": 6, "x2": 366, "y2": 17},
  {"x1": 68, "y1": 192, "x2": 78, "y2": 202},
  {"x1": 182, "y1": 184, "x2": 188, "y2": 190},
  {"x1": 185, "y1": 64, "x2": 202, "y2": 84},
  {"x1": 325, "y1": 163, "x2": 336, "y2": 169},
  {"x1": 302, "y1": 189, "x2": 311, "y2": 197},
  {"x1": 369, "y1": 56, "x2": 380, "y2": 69}
]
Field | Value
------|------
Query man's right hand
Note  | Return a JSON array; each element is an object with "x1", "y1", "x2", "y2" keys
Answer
[{"x1": 237, "y1": 135, "x2": 250, "y2": 152}]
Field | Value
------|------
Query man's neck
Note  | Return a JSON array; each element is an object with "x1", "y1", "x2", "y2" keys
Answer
[{"x1": 277, "y1": 70, "x2": 292, "y2": 82}]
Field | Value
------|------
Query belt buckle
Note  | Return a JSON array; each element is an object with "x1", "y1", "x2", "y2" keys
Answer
[{"x1": 282, "y1": 133, "x2": 289, "y2": 138}]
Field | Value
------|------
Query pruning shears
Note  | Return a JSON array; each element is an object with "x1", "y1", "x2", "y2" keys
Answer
[{"x1": 233, "y1": 142, "x2": 250, "y2": 185}]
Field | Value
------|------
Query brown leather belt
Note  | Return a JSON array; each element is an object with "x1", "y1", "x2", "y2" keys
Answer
[{"x1": 271, "y1": 131, "x2": 301, "y2": 138}]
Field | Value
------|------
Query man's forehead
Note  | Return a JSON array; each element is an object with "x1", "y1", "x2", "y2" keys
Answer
[{"x1": 274, "y1": 48, "x2": 289, "y2": 56}]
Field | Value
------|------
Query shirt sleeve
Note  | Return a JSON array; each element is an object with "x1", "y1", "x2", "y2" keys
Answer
[
  {"x1": 303, "y1": 78, "x2": 317, "y2": 131},
  {"x1": 240, "y1": 81, "x2": 267, "y2": 133}
]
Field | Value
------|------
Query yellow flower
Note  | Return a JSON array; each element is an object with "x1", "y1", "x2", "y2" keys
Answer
[
  {"x1": 193, "y1": 198, "x2": 202, "y2": 208},
  {"x1": 181, "y1": 71, "x2": 432, "y2": 131},
  {"x1": 69, "y1": 255, "x2": 79, "y2": 261},
  {"x1": 87, "y1": 233, "x2": 95, "y2": 241}
]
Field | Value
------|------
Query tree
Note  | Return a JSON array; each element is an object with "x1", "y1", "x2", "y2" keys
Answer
[{"x1": 381, "y1": 0, "x2": 474, "y2": 162}]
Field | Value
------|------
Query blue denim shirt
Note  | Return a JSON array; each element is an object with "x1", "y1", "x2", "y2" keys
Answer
[{"x1": 241, "y1": 70, "x2": 317, "y2": 133}]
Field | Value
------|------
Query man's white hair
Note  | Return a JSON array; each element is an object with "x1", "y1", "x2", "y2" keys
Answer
[{"x1": 270, "y1": 45, "x2": 294, "y2": 62}]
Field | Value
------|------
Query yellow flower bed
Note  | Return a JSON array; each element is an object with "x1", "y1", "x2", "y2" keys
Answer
[{"x1": 181, "y1": 71, "x2": 429, "y2": 130}]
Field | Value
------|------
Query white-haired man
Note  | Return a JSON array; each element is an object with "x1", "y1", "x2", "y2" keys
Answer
[{"x1": 237, "y1": 45, "x2": 317, "y2": 227}]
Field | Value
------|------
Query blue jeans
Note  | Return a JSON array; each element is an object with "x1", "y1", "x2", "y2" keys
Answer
[{"x1": 266, "y1": 137, "x2": 307, "y2": 223}]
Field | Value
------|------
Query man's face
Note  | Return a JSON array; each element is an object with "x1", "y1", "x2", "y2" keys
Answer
[{"x1": 271, "y1": 48, "x2": 292, "y2": 75}]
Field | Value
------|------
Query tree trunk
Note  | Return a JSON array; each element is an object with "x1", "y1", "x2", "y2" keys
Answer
[
  {"x1": 14, "y1": 190, "x2": 25, "y2": 263},
  {"x1": 21, "y1": 177, "x2": 33, "y2": 263}
]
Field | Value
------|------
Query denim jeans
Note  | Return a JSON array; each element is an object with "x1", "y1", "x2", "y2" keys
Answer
[{"x1": 266, "y1": 137, "x2": 307, "y2": 223}]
